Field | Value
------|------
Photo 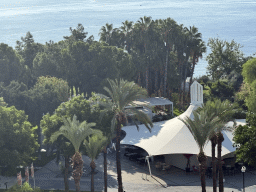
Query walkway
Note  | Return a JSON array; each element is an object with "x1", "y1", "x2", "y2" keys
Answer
[{"x1": 1, "y1": 146, "x2": 256, "y2": 191}]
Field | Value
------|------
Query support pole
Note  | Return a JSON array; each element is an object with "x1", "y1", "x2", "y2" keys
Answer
[{"x1": 146, "y1": 156, "x2": 152, "y2": 176}]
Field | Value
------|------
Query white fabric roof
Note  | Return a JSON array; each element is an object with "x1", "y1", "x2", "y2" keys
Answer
[
  {"x1": 133, "y1": 97, "x2": 173, "y2": 106},
  {"x1": 121, "y1": 104, "x2": 246, "y2": 157}
]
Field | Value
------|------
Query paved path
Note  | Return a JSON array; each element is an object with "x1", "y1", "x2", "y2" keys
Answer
[
  {"x1": 2, "y1": 146, "x2": 256, "y2": 191},
  {"x1": 105, "y1": 147, "x2": 256, "y2": 192}
]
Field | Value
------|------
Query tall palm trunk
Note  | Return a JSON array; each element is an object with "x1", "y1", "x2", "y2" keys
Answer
[
  {"x1": 64, "y1": 156, "x2": 70, "y2": 192},
  {"x1": 155, "y1": 69, "x2": 158, "y2": 94},
  {"x1": 72, "y1": 152, "x2": 83, "y2": 192},
  {"x1": 164, "y1": 47, "x2": 168, "y2": 97},
  {"x1": 189, "y1": 54, "x2": 196, "y2": 100},
  {"x1": 178, "y1": 59, "x2": 184, "y2": 109},
  {"x1": 137, "y1": 72, "x2": 141, "y2": 86},
  {"x1": 116, "y1": 119, "x2": 123, "y2": 192},
  {"x1": 103, "y1": 146, "x2": 108, "y2": 192},
  {"x1": 90, "y1": 160, "x2": 96, "y2": 192},
  {"x1": 183, "y1": 62, "x2": 188, "y2": 105},
  {"x1": 146, "y1": 67, "x2": 149, "y2": 92},
  {"x1": 217, "y1": 132, "x2": 224, "y2": 192},
  {"x1": 211, "y1": 135, "x2": 217, "y2": 192},
  {"x1": 198, "y1": 151, "x2": 207, "y2": 192}
]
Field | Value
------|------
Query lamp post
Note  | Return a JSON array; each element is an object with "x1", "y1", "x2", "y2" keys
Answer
[{"x1": 241, "y1": 166, "x2": 246, "y2": 192}]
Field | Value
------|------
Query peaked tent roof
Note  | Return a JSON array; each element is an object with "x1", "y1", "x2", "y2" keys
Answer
[
  {"x1": 121, "y1": 104, "x2": 246, "y2": 157},
  {"x1": 121, "y1": 81, "x2": 246, "y2": 157}
]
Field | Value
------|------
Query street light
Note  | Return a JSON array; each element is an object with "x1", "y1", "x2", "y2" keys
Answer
[{"x1": 241, "y1": 166, "x2": 246, "y2": 192}]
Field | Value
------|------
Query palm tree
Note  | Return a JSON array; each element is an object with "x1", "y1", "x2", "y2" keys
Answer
[
  {"x1": 196, "y1": 99, "x2": 237, "y2": 192},
  {"x1": 100, "y1": 79, "x2": 153, "y2": 192},
  {"x1": 136, "y1": 16, "x2": 153, "y2": 91},
  {"x1": 83, "y1": 134, "x2": 108, "y2": 192},
  {"x1": 179, "y1": 110, "x2": 224, "y2": 192},
  {"x1": 158, "y1": 18, "x2": 177, "y2": 97},
  {"x1": 102, "y1": 133, "x2": 115, "y2": 192},
  {"x1": 99, "y1": 23, "x2": 114, "y2": 45},
  {"x1": 210, "y1": 134, "x2": 218, "y2": 192},
  {"x1": 187, "y1": 26, "x2": 206, "y2": 96},
  {"x1": 89, "y1": 93, "x2": 117, "y2": 192},
  {"x1": 50, "y1": 115, "x2": 102, "y2": 192},
  {"x1": 120, "y1": 20, "x2": 134, "y2": 53}
]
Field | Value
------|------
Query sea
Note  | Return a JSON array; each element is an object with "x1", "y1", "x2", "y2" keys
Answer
[{"x1": 1, "y1": 0, "x2": 256, "y2": 77}]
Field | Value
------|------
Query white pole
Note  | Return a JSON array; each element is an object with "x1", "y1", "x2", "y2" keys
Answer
[{"x1": 146, "y1": 156, "x2": 152, "y2": 176}]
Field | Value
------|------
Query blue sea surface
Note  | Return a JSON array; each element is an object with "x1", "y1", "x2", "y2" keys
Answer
[{"x1": 1, "y1": 0, "x2": 256, "y2": 77}]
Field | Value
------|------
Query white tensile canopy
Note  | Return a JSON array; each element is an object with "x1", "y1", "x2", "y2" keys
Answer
[
  {"x1": 121, "y1": 104, "x2": 246, "y2": 157},
  {"x1": 121, "y1": 81, "x2": 246, "y2": 166}
]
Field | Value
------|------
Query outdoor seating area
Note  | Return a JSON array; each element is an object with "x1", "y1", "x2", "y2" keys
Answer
[
  {"x1": 123, "y1": 145, "x2": 150, "y2": 165},
  {"x1": 154, "y1": 162, "x2": 172, "y2": 171},
  {"x1": 204, "y1": 161, "x2": 243, "y2": 179}
]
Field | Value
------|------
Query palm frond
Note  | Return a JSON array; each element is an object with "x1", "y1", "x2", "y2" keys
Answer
[
  {"x1": 179, "y1": 110, "x2": 224, "y2": 152},
  {"x1": 50, "y1": 115, "x2": 101, "y2": 152},
  {"x1": 105, "y1": 79, "x2": 147, "y2": 111},
  {"x1": 98, "y1": 79, "x2": 154, "y2": 140},
  {"x1": 125, "y1": 107, "x2": 153, "y2": 132},
  {"x1": 84, "y1": 134, "x2": 108, "y2": 161},
  {"x1": 195, "y1": 99, "x2": 238, "y2": 133}
]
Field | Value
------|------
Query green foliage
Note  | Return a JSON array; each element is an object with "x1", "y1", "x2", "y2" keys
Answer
[
  {"x1": 33, "y1": 52, "x2": 59, "y2": 78},
  {"x1": 8, "y1": 182, "x2": 43, "y2": 192},
  {"x1": 179, "y1": 109, "x2": 223, "y2": 152},
  {"x1": 0, "y1": 97, "x2": 7, "y2": 107},
  {"x1": 58, "y1": 40, "x2": 135, "y2": 95},
  {"x1": 226, "y1": 70, "x2": 243, "y2": 92},
  {"x1": 233, "y1": 112, "x2": 256, "y2": 167},
  {"x1": 197, "y1": 75, "x2": 210, "y2": 85},
  {"x1": 1, "y1": 17, "x2": 208, "y2": 105},
  {"x1": 206, "y1": 38, "x2": 246, "y2": 80},
  {"x1": 41, "y1": 94, "x2": 112, "y2": 160},
  {"x1": 242, "y1": 57, "x2": 256, "y2": 84},
  {"x1": 0, "y1": 106, "x2": 39, "y2": 176},
  {"x1": 34, "y1": 76, "x2": 69, "y2": 103},
  {"x1": 0, "y1": 43, "x2": 23, "y2": 86},
  {"x1": 50, "y1": 115, "x2": 102, "y2": 152},
  {"x1": 209, "y1": 80, "x2": 235, "y2": 101},
  {"x1": 102, "y1": 78, "x2": 153, "y2": 133},
  {"x1": 237, "y1": 58, "x2": 256, "y2": 113},
  {"x1": 99, "y1": 17, "x2": 206, "y2": 97},
  {"x1": 83, "y1": 134, "x2": 108, "y2": 161},
  {"x1": 63, "y1": 23, "x2": 88, "y2": 43},
  {"x1": 0, "y1": 77, "x2": 69, "y2": 126},
  {"x1": 0, "y1": 81, "x2": 28, "y2": 110},
  {"x1": 16, "y1": 32, "x2": 43, "y2": 70},
  {"x1": 173, "y1": 107, "x2": 184, "y2": 116},
  {"x1": 42, "y1": 95, "x2": 95, "y2": 144},
  {"x1": 196, "y1": 99, "x2": 238, "y2": 125}
]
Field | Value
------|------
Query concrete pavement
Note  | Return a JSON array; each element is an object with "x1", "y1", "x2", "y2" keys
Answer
[{"x1": 1, "y1": 146, "x2": 256, "y2": 191}]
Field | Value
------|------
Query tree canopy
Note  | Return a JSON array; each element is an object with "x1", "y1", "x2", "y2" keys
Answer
[
  {"x1": 0, "y1": 43, "x2": 23, "y2": 86},
  {"x1": 206, "y1": 38, "x2": 246, "y2": 80},
  {"x1": 233, "y1": 112, "x2": 256, "y2": 167},
  {"x1": 237, "y1": 58, "x2": 256, "y2": 113},
  {"x1": 0, "y1": 105, "x2": 39, "y2": 176}
]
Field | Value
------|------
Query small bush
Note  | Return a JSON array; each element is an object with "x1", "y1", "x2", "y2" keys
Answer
[
  {"x1": 173, "y1": 107, "x2": 184, "y2": 116},
  {"x1": 8, "y1": 182, "x2": 43, "y2": 192}
]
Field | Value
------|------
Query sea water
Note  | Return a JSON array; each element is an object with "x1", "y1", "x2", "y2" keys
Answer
[{"x1": 1, "y1": 0, "x2": 256, "y2": 77}]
